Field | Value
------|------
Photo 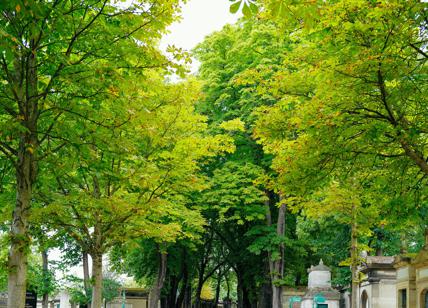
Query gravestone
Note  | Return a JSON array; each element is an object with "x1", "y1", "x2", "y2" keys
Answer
[
  {"x1": 0, "y1": 290, "x2": 37, "y2": 308},
  {"x1": 25, "y1": 290, "x2": 37, "y2": 308},
  {"x1": 0, "y1": 292, "x2": 6, "y2": 308}
]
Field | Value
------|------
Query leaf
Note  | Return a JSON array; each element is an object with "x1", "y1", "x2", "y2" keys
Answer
[
  {"x1": 229, "y1": 1, "x2": 241, "y2": 14},
  {"x1": 249, "y1": 2, "x2": 259, "y2": 15},
  {"x1": 219, "y1": 118, "x2": 245, "y2": 132},
  {"x1": 242, "y1": 3, "x2": 251, "y2": 17}
]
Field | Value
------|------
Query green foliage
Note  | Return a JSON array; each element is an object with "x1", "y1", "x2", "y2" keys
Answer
[
  {"x1": 193, "y1": 18, "x2": 317, "y2": 299},
  {"x1": 304, "y1": 181, "x2": 379, "y2": 237},
  {"x1": 64, "y1": 275, "x2": 121, "y2": 304},
  {"x1": 102, "y1": 277, "x2": 122, "y2": 302},
  {"x1": 253, "y1": 0, "x2": 428, "y2": 251},
  {"x1": 65, "y1": 276, "x2": 91, "y2": 305},
  {"x1": 0, "y1": 236, "x2": 7, "y2": 291},
  {"x1": 27, "y1": 263, "x2": 58, "y2": 298},
  {"x1": 201, "y1": 162, "x2": 267, "y2": 224},
  {"x1": 0, "y1": 0, "x2": 426, "y2": 305},
  {"x1": 255, "y1": 0, "x2": 428, "y2": 187}
]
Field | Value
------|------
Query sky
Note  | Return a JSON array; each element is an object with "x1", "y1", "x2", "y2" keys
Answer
[
  {"x1": 51, "y1": 0, "x2": 240, "y2": 280},
  {"x1": 160, "y1": 0, "x2": 241, "y2": 74}
]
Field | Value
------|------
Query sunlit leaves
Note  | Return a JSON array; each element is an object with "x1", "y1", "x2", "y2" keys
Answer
[{"x1": 229, "y1": 0, "x2": 258, "y2": 17}]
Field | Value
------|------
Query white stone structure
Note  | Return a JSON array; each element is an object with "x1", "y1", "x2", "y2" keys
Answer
[
  {"x1": 395, "y1": 246, "x2": 428, "y2": 308},
  {"x1": 358, "y1": 256, "x2": 396, "y2": 308},
  {"x1": 35, "y1": 290, "x2": 72, "y2": 308},
  {"x1": 58, "y1": 290, "x2": 72, "y2": 308},
  {"x1": 106, "y1": 288, "x2": 149, "y2": 308},
  {"x1": 301, "y1": 260, "x2": 340, "y2": 308}
]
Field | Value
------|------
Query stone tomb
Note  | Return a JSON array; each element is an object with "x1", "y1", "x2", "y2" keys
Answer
[
  {"x1": 301, "y1": 260, "x2": 340, "y2": 308},
  {"x1": 0, "y1": 291, "x2": 37, "y2": 308},
  {"x1": 106, "y1": 288, "x2": 149, "y2": 308},
  {"x1": 358, "y1": 256, "x2": 397, "y2": 308},
  {"x1": 395, "y1": 245, "x2": 428, "y2": 308}
]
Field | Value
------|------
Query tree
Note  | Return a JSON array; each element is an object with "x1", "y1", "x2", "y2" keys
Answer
[
  {"x1": 194, "y1": 19, "x2": 316, "y2": 308},
  {"x1": 303, "y1": 180, "x2": 379, "y2": 308},
  {"x1": 33, "y1": 76, "x2": 234, "y2": 308},
  {"x1": 0, "y1": 1, "x2": 183, "y2": 306},
  {"x1": 228, "y1": 2, "x2": 428, "y2": 305},
  {"x1": 253, "y1": 0, "x2": 428, "y2": 198}
]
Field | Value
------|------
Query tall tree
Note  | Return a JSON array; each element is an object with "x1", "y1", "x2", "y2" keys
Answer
[
  {"x1": 251, "y1": 2, "x2": 428, "y2": 305},
  {"x1": 0, "y1": 1, "x2": 184, "y2": 306},
  {"x1": 193, "y1": 20, "x2": 311, "y2": 308},
  {"x1": 254, "y1": 0, "x2": 428, "y2": 197},
  {"x1": 34, "y1": 77, "x2": 234, "y2": 307}
]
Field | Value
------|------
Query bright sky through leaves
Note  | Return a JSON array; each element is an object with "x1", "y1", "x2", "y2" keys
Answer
[{"x1": 160, "y1": 0, "x2": 241, "y2": 73}]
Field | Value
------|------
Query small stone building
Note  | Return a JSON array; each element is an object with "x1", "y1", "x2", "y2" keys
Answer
[
  {"x1": 106, "y1": 288, "x2": 149, "y2": 308},
  {"x1": 358, "y1": 256, "x2": 396, "y2": 308},
  {"x1": 283, "y1": 286, "x2": 306, "y2": 307},
  {"x1": 414, "y1": 248, "x2": 428, "y2": 308},
  {"x1": 394, "y1": 255, "x2": 416, "y2": 308},
  {"x1": 394, "y1": 246, "x2": 428, "y2": 308},
  {"x1": 301, "y1": 260, "x2": 340, "y2": 308}
]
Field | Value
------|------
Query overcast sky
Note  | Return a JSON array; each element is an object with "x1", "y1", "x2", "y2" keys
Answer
[{"x1": 160, "y1": 0, "x2": 241, "y2": 73}]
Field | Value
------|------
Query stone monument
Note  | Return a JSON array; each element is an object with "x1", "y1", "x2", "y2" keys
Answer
[
  {"x1": 394, "y1": 233, "x2": 428, "y2": 308},
  {"x1": 301, "y1": 260, "x2": 340, "y2": 308},
  {"x1": 358, "y1": 255, "x2": 396, "y2": 308}
]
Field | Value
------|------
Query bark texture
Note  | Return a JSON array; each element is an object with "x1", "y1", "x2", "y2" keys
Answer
[
  {"x1": 83, "y1": 251, "x2": 90, "y2": 296},
  {"x1": 149, "y1": 251, "x2": 167, "y2": 308},
  {"x1": 351, "y1": 207, "x2": 358, "y2": 308},
  {"x1": 7, "y1": 34, "x2": 39, "y2": 308},
  {"x1": 91, "y1": 253, "x2": 103, "y2": 308},
  {"x1": 175, "y1": 254, "x2": 189, "y2": 308},
  {"x1": 272, "y1": 201, "x2": 285, "y2": 308},
  {"x1": 265, "y1": 192, "x2": 285, "y2": 308},
  {"x1": 42, "y1": 250, "x2": 49, "y2": 308},
  {"x1": 8, "y1": 151, "x2": 35, "y2": 308}
]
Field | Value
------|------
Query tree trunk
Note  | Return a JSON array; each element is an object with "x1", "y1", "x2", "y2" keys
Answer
[
  {"x1": 424, "y1": 228, "x2": 428, "y2": 248},
  {"x1": 242, "y1": 284, "x2": 252, "y2": 308},
  {"x1": 351, "y1": 206, "x2": 358, "y2": 308},
  {"x1": 91, "y1": 253, "x2": 103, "y2": 308},
  {"x1": 266, "y1": 192, "x2": 285, "y2": 308},
  {"x1": 8, "y1": 154, "x2": 33, "y2": 308},
  {"x1": 258, "y1": 259, "x2": 272, "y2": 308},
  {"x1": 42, "y1": 250, "x2": 49, "y2": 308},
  {"x1": 226, "y1": 273, "x2": 230, "y2": 300},
  {"x1": 194, "y1": 258, "x2": 206, "y2": 308},
  {"x1": 160, "y1": 298, "x2": 167, "y2": 308},
  {"x1": 83, "y1": 250, "x2": 91, "y2": 305},
  {"x1": 8, "y1": 35, "x2": 39, "y2": 308},
  {"x1": 184, "y1": 278, "x2": 192, "y2": 308},
  {"x1": 167, "y1": 274, "x2": 180, "y2": 308},
  {"x1": 195, "y1": 229, "x2": 214, "y2": 308},
  {"x1": 194, "y1": 277, "x2": 203, "y2": 308},
  {"x1": 237, "y1": 274, "x2": 252, "y2": 308},
  {"x1": 176, "y1": 254, "x2": 189, "y2": 308},
  {"x1": 222, "y1": 276, "x2": 231, "y2": 308},
  {"x1": 214, "y1": 272, "x2": 222, "y2": 307},
  {"x1": 237, "y1": 273, "x2": 244, "y2": 308},
  {"x1": 149, "y1": 250, "x2": 167, "y2": 308}
]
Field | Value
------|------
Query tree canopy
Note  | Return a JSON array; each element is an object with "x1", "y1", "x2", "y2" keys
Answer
[{"x1": 0, "y1": 1, "x2": 427, "y2": 308}]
